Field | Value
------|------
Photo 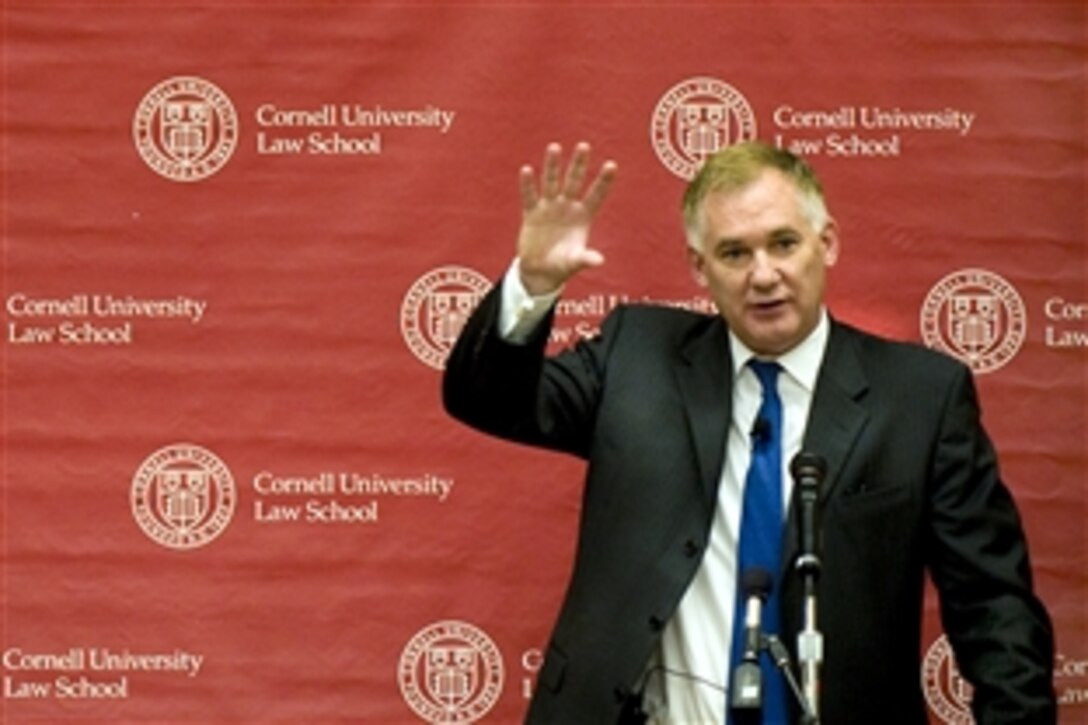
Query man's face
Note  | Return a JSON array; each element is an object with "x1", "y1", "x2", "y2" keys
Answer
[{"x1": 688, "y1": 169, "x2": 840, "y2": 357}]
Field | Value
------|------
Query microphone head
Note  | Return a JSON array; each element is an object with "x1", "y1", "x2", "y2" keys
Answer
[
  {"x1": 741, "y1": 567, "x2": 773, "y2": 600},
  {"x1": 790, "y1": 452, "x2": 828, "y2": 482}
]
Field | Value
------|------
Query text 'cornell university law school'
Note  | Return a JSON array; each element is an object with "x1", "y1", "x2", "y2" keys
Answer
[{"x1": 255, "y1": 102, "x2": 457, "y2": 156}]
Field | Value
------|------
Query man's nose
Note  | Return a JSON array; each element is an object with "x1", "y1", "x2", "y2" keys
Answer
[{"x1": 750, "y1": 250, "x2": 779, "y2": 287}]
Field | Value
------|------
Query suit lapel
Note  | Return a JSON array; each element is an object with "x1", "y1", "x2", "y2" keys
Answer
[
  {"x1": 673, "y1": 318, "x2": 870, "y2": 572},
  {"x1": 805, "y1": 322, "x2": 870, "y2": 499},
  {"x1": 783, "y1": 322, "x2": 871, "y2": 573},
  {"x1": 674, "y1": 318, "x2": 733, "y2": 508}
]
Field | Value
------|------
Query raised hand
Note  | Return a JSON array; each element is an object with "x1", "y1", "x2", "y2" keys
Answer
[{"x1": 516, "y1": 142, "x2": 617, "y2": 295}]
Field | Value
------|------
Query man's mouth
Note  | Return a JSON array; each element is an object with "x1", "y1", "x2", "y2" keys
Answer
[{"x1": 749, "y1": 299, "x2": 786, "y2": 313}]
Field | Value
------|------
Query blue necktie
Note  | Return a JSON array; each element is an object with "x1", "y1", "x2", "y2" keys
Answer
[{"x1": 728, "y1": 360, "x2": 788, "y2": 724}]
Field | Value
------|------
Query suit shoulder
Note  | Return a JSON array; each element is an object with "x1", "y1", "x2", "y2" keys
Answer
[
  {"x1": 607, "y1": 303, "x2": 718, "y2": 342},
  {"x1": 833, "y1": 321, "x2": 969, "y2": 380}
]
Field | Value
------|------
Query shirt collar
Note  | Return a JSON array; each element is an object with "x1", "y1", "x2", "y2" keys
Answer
[{"x1": 728, "y1": 308, "x2": 830, "y2": 393}]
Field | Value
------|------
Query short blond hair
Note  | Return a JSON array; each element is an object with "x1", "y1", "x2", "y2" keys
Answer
[{"x1": 681, "y1": 141, "x2": 829, "y2": 249}]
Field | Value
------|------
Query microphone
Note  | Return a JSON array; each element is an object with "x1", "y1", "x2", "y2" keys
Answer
[
  {"x1": 730, "y1": 567, "x2": 773, "y2": 711},
  {"x1": 790, "y1": 452, "x2": 828, "y2": 723},
  {"x1": 790, "y1": 452, "x2": 826, "y2": 575}
]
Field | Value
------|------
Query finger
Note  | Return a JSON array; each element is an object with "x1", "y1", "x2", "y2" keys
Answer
[
  {"x1": 541, "y1": 142, "x2": 562, "y2": 198},
  {"x1": 559, "y1": 247, "x2": 605, "y2": 281},
  {"x1": 518, "y1": 165, "x2": 538, "y2": 212},
  {"x1": 562, "y1": 142, "x2": 591, "y2": 198},
  {"x1": 576, "y1": 248, "x2": 606, "y2": 270},
  {"x1": 582, "y1": 160, "x2": 618, "y2": 216}
]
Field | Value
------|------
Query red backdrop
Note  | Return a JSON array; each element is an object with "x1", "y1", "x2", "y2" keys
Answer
[{"x1": 2, "y1": 3, "x2": 1085, "y2": 723}]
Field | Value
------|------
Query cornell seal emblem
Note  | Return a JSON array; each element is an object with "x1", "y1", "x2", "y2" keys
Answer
[
  {"x1": 131, "y1": 443, "x2": 236, "y2": 550},
  {"x1": 133, "y1": 76, "x2": 238, "y2": 182},
  {"x1": 398, "y1": 620, "x2": 504, "y2": 724}
]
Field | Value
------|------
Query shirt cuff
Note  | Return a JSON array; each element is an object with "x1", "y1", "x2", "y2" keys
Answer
[{"x1": 498, "y1": 258, "x2": 562, "y2": 344}]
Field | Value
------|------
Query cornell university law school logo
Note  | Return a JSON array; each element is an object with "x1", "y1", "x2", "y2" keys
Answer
[
  {"x1": 133, "y1": 76, "x2": 239, "y2": 182},
  {"x1": 131, "y1": 444, "x2": 236, "y2": 550},
  {"x1": 922, "y1": 635, "x2": 975, "y2": 724},
  {"x1": 920, "y1": 268, "x2": 1027, "y2": 375},
  {"x1": 401, "y1": 266, "x2": 492, "y2": 370},
  {"x1": 650, "y1": 76, "x2": 758, "y2": 180},
  {"x1": 398, "y1": 620, "x2": 504, "y2": 724}
]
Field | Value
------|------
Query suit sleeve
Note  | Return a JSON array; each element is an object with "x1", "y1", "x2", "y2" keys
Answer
[
  {"x1": 925, "y1": 364, "x2": 1056, "y2": 724},
  {"x1": 442, "y1": 280, "x2": 619, "y2": 458}
]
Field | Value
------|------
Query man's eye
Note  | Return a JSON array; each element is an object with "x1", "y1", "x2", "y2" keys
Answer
[{"x1": 717, "y1": 247, "x2": 748, "y2": 261}]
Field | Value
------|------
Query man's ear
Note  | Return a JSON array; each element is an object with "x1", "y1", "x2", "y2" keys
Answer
[
  {"x1": 687, "y1": 247, "x2": 708, "y2": 287},
  {"x1": 821, "y1": 217, "x2": 841, "y2": 267}
]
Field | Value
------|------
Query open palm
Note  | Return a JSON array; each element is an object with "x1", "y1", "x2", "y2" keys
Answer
[{"x1": 516, "y1": 142, "x2": 617, "y2": 295}]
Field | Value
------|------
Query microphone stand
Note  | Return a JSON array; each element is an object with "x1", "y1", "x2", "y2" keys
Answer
[
  {"x1": 764, "y1": 635, "x2": 817, "y2": 724},
  {"x1": 794, "y1": 557, "x2": 821, "y2": 725},
  {"x1": 792, "y1": 452, "x2": 826, "y2": 725}
]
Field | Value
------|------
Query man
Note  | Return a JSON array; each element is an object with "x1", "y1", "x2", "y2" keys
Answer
[{"x1": 443, "y1": 141, "x2": 1055, "y2": 724}]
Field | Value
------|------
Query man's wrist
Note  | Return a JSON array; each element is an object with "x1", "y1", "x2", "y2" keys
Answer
[
  {"x1": 518, "y1": 268, "x2": 564, "y2": 297},
  {"x1": 500, "y1": 259, "x2": 562, "y2": 343}
]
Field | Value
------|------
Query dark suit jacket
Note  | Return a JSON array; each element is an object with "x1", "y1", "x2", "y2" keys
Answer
[{"x1": 443, "y1": 285, "x2": 1055, "y2": 725}]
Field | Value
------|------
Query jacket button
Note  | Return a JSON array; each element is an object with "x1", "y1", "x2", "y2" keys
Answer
[
  {"x1": 648, "y1": 615, "x2": 664, "y2": 632},
  {"x1": 683, "y1": 539, "x2": 700, "y2": 558}
]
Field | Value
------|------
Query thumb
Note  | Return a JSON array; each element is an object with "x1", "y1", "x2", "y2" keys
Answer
[{"x1": 571, "y1": 248, "x2": 605, "y2": 272}]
